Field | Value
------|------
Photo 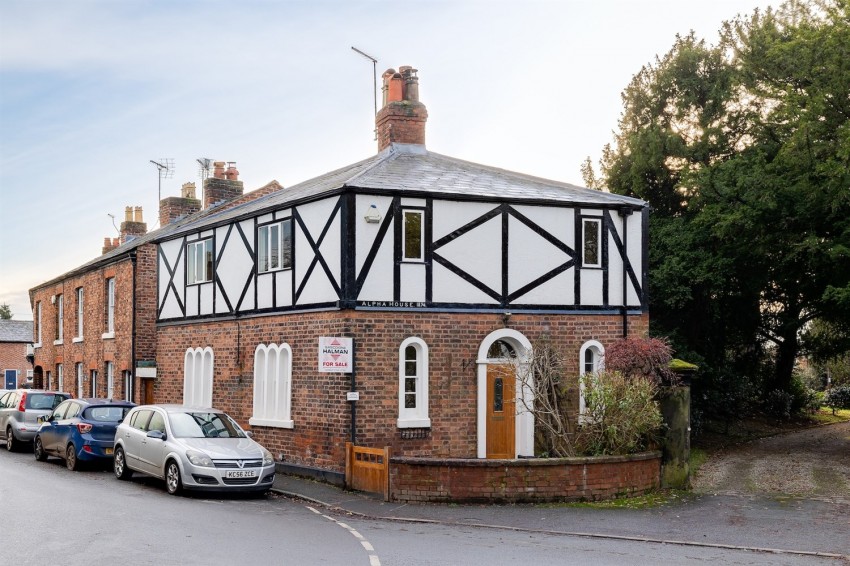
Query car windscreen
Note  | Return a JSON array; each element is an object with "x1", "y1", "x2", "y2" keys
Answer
[
  {"x1": 26, "y1": 394, "x2": 66, "y2": 410},
  {"x1": 168, "y1": 412, "x2": 247, "y2": 439},
  {"x1": 83, "y1": 406, "x2": 133, "y2": 422}
]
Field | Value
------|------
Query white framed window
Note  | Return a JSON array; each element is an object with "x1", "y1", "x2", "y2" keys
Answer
[
  {"x1": 90, "y1": 370, "x2": 97, "y2": 398},
  {"x1": 402, "y1": 210, "x2": 424, "y2": 261},
  {"x1": 250, "y1": 343, "x2": 294, "y2": 428},
  {"x1": 582, "y1": 218, "x2": 602, "y2": 267},
  {"x1": 186, "y1": 239, "x2": 214, "y2": 285},
  {"x1": 57, "y1": 364, "x2": 63, "y2": 392},
  {"x1": 123, "y1": 370, "x2": 134, "y2": 403},
  {"x1": 106, "y1": 362, "x2": 114, "y2": 398},
  {"x1": 258, "y1": 220, "x2": 292, "y2": 273},
  {"x1": 76, "y1": 363, "x2": 83, "y2": 398},
  {"x1": 105, "y1": 277, "x2": 115, "y2": 337},
  {"x1": 397, "y1": 337, "x2": 430, "y2": 428},
  {"x1": 578, "y1": 340, "x2": 604, "y2": 420},
  {"x1": 183, "y1": 347, "x2": 214, "y2": 407},
  {"x1": 35, "y1": 302, "x2": 42, "y2": 346},
  {"x1": 46, "y1": 371, "x2": 52, "y2": 390},
  {"x1": 75, "y1": 287, "x2": 84, "y2": 340},
  {"x1": 54, "y1": 294, "x2": 64, "y2": 343}
]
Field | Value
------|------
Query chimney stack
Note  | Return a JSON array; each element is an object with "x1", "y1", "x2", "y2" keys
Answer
[
  {"x1": 204, "y1": 160, "x2": 243, "y2": 209},
  {"x1": 160, "y1": 183, "x2": 201, "y2": 227},
  {"x1": 376, "y1": 65, "x2": 428, "y2": 152},
  {"x1": 119, "y1": 205, "x2": 147, "y2": 244},
  {"x1": 102, "y1": 237, "x2": 117, "y2": 255}
]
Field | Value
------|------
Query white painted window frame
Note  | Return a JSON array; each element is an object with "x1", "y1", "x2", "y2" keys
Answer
[
  {"x1": 103, "y1": 277, "x2": 115, "y2": 338},
  {"x1": 123, "y1": 370, "x2": 134, "y2": 403},
  {"x1": 54, "y1": 294, "x2": 64, "y2": 344},
  {"x1": 249, "y1": 343, "x2": 294, "y2": 429},
  {"x1": 57, "y1": 363, "x2": 63, "y2": 392},
  {"x1": 257, "y1": 219, "x2": 293, "y2": 273},
  {"x1": 578, "y1": 340, "x2": 605, "y2": 422},
  {"x1": 582, "y1": 217, "x2": 602, "y2": 268},
  {"x1": 106, "y1": 361, "x2": 114, "y2": 399},
  {"x1": 76, "y1": 362, "x2": 83, "y2": 398},
  {"x1": 73, "y1": 287, "x2": 84, "y2": 341},
  {"x1": 186, "y1": 239, "x2": 213, "y2": 285},
  {"x1": 397, "y1": 337, "x2": 430, "y2": 428},
  {"x1": 401, "y1": 209, "x2": 424, "y2": 262},
  {"x1": 183, "y1": 347, "x2": 214, "y2": 407}
]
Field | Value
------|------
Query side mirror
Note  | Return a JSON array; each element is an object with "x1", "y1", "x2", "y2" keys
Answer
[{"x1": 146, "y1": 430, "x2": 166, "y2": 441}]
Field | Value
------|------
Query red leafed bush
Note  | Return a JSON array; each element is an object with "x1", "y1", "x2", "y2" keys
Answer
[{"x1": 603, "y1": 337, "x2": 676, "y2": 385}]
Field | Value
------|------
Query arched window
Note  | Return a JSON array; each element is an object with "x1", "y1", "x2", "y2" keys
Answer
[
  {"x1": 183, "y1": 347, "x2": 214, "y2": 407},
  {"x1": 250, "y1": 343, "x2": 294, "y2": 428},
  {"x1": 398, "y1": 337, "x2": 430, "y2": 428},
  {"x1": 578, "y1": 340, "x2": 604, "y2": 420}
]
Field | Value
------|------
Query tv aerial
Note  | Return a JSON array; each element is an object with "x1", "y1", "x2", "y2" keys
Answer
[
  {"x1": 149, "y1": 158, "x2": 174, "y2": 204},
  {"x1": 196, "y1": 158, "x2": 212, "y2": 182},
  {"x1": 351, "y1": 46, "x2": 378, "y2": 140}
]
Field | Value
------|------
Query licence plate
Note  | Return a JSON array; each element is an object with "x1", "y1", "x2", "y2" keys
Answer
[
  {"x1": 225, "y1": 470, "x2": 257, "y2": 479},
  {"x1": 105, "y1": 448, "x2": 113, "y2": 455}
]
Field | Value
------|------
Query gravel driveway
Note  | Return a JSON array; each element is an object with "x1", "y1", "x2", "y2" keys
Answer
[{"x1": 692, "y1": 420, "x2": 850, "y2": 503}]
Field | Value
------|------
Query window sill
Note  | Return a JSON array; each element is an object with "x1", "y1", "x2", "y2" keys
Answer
[
  {"x1": 72, "y1": 337, "x2": 83, "y2": 344},
  {"x1": 102, "y1": 332, "x2": 115, "y2": 340},
  {"x1": 249, "y1": 417, "x2": 294, "y2": 429},
  {"x1": 33, "y1": 343, "x2": 41, "y2": 349},
  {"x1": 53, "y1": 339, "x2": 63, "y2": 346},
  {"x1": 397, "y1": 417, "x2": 431, "y2": 429}
]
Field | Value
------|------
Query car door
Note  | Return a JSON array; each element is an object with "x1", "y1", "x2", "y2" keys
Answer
[
  {"x1": 56, "y1": 402, "x2": 82, "y2": 455},
  {"x1": 138, "y1": 410, "x2": 168, "y2": 476},
  {"x1": 121, "y1": 409, "x2": 153, "y2": 472},
  {"x1": 39, "y1": 401, "x2": 71, "y2": 455},
  {"x1": 0, "y1": 392, "x2": 18, "y2": 437}
]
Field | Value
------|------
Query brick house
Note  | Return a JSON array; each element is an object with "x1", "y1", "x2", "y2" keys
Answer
[
  {"x1": 0, "y1": 320, "x2": 34, "y2": 389},
  {"x1": 150, "y1": 65, "x2": 649, "y2": 482}
]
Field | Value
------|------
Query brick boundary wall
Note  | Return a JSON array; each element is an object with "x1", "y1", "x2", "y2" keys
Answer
[{"x1": 389, "y1": 451, "x2": 661, "y2": 503}]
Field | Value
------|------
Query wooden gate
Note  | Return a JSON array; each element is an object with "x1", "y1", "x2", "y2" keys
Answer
[{"x1": 345, "y1": 443, "x2": 390, "y2": 501}]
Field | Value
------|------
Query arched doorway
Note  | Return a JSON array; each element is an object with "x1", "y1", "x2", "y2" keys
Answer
[{"x1": 476, "y1": 329, "x2": 533, "y2": 459}]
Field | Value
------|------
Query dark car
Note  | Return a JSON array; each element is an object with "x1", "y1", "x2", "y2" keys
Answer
[
  {"x1": 0, "y1": 389, "x2": 71, "y2": 451},
  {"x1": 35, "y1": 398, "x2": 136, "y2": 470}
]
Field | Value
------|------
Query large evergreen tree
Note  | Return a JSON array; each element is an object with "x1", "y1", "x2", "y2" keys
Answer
[{"x1": 597, "y1": 0, "x2": 850, "y2": 403}]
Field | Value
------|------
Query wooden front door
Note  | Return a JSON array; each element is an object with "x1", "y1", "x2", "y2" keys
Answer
[
  {"x1": 486, "y1": 364, "x2": 515, "y2": 459},
  {"x1": 141, "y1": 379, "x2": 155, "y2": 404}
]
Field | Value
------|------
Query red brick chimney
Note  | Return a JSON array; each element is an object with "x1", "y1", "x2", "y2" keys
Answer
[
  {"x1": 120, "y1": 206, "x2": 147, "y2": 244},
  {"x1": 102, "y1": 237, "x2": 118, "y2": 255},
  {"x1": 204, "y1": 161, "x2": 244, "y2": 209},
  {"x1": 159, "y1": 182, "x2": 201, "y2": 227},
  {"x1": 376, "y1": 66, "x2": 428, "y2": 152}
]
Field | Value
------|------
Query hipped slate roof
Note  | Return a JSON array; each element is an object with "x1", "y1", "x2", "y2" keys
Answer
[
  {"x1": 0, "y1": 320, "x2": 33, "y2": 343},
  {"x1": 31, "y1": 143, "x2": 645, "y2": 290}
]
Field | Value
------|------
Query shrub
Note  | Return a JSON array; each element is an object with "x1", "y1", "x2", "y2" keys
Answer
[
  {"x1": 604, "y1": 337, "x2": 675, "y2": 385},
  {"x1": 823, "y1": 385, "x2": 850, "y2": 415},
  {"x1": 575, "y1": 371, "x2": 664, "y2": 456},
  {"x1": 764, "y1": 389, "x2": 793, "y2": 420}
]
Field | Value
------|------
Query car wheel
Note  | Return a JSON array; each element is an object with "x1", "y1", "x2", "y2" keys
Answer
[
  {"x1": 34, "y1": 437, "x2": 47, "y2": 461},
  {"x1": 66, "y1": 444, "x2": 79, "y2": 471},
  {"x1": 165, "y1": 460, "x2": 183, "y2": 495},
  {"x1": 5, "y1": 427, "x2": 16, "y2": 452},
  {"x1": 114, "y1": 446, "x2": 132, "y2": 480}
]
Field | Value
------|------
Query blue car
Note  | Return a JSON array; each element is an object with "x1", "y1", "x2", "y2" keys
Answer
[{"x1": 34, "y1": 398, "x2": 136, "y2": 470}]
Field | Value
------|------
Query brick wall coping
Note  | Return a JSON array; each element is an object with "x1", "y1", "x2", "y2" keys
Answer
[{"x1": 391, "y1": 451, "x2": 662, "y2": 467}]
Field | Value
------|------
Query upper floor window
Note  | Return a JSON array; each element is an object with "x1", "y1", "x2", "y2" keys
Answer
[
  {"x1": 397, "y1": 337, "x2": 430, "y2": 428},
  {"x1": 250, "y1": 343, "x2": 294, "y2": 428},
  {"x1": 105, "y1": 278, "x2": 115, "y2": 335},
  {"x1": 55, "y1": 294, "x2": 64, "y2": 342},
  {"x1": 35, "y1": 302, "x2": 42, "y2": 345},
  {"x1": 582, "y1": 218, "x2": 602, "y2": 268},
  {"x1": 186, "y1": 239, "x2": 213, "y2": 285},
  {"x1": 75, "y1": 287, "x2": 84, "y2": 340},
  {"x1": 258, "y1": 220, "x2": 292, "y2": 273},
  {"x1": 184, "y1": 347, "x2": 213, "y2": 407},
  {"x1": 402, "y1": 210, "x2": 423, "y2": 261}
]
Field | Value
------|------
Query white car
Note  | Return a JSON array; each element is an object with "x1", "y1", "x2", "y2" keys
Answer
[{"x1": 113, "y1": 404, "x2": 276, "y2": 495}]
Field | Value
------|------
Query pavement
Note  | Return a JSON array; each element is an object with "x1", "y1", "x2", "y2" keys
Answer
[{"x1": 272, "y1": 473, "x2": 850, "y2": 561}]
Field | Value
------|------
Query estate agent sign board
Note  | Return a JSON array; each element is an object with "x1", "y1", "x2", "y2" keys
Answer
[{"x1": 318, "y1": 337, "x2": 353, "y2": 373}]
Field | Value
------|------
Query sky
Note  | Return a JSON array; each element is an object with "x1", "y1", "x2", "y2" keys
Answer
[{"x1": 0, "y1": 0, "x2": 777, "y2": 321}]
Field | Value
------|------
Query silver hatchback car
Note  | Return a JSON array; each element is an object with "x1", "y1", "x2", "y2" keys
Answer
[
  {"x1": 0, "y1": 389, "x2": 71, "y2": 451},
  {"x1": 113, "y1": 404, "x2": 276, "y2": 495}
]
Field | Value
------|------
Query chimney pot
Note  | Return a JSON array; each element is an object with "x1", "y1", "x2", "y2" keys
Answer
[
  {"x1": 181, "y1": 182, "x2": 197, "y2": 199},
  {"x1": 224, "y1": 162, "x2": 239, "y2": 181},
  {"x1": 124, "y1": 206, "x2": 133, "y2": 222},
  {"x1": 213, "y1": 161, "x2": 226, "y2": 179},
  {"x1": 134, "y1": 206, "x2": 143, "y2": 223}
]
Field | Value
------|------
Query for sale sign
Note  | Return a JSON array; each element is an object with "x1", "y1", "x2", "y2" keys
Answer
[{"x1": 318, "y1": 337, "x2": 353, "y2": 373}]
